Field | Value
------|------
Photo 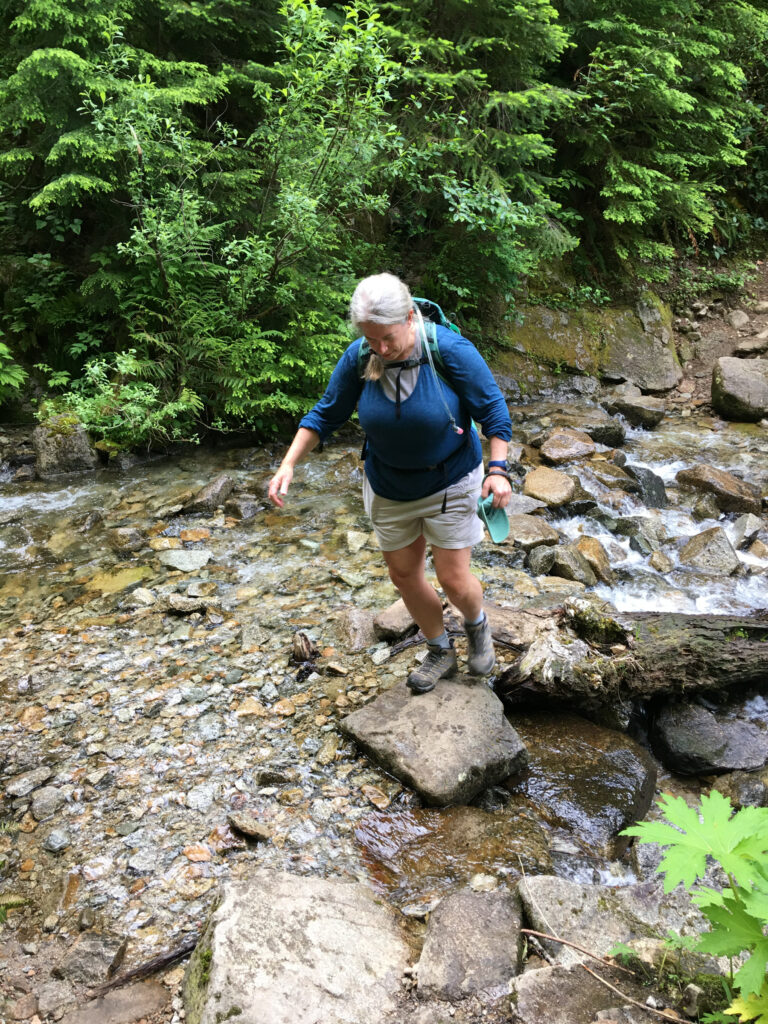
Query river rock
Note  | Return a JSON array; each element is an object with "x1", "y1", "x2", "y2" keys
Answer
[
  {"x1": 373, "y1": 598, "x2": 415, "y2": 640},
  {"x1": 602, "y1": 394, "x2": 666, "y2": 428},
  {"x1": 183, "y1": 871, "x2": 410, "y2": 1024},
  {"x1": 510, "y1": 964, "x2": 631, "y2": 1024},
  {"x1": 727, "y1": 513, "x2": 765, "y2": 549},
  {"x1": 52, "y1": 933, "x2": 126, "y2": 986},
  {"x1": 550, "y1": 407, "x2": 626, "y2": 447},
  {"x1": 584, "y1": 460, "x2": 640, "y2": 492},
  {"x1": 539, "y1": 428, "x2": 596, "y2": 464},
  {"x1": 4, "y1": 765, "x2": 54, "y2": 798},
  {"x1": 523, "y1": 467, "x2": 575, "y2": 507},
  {"x1": 184, "y1": 473, "x2": 235, "y2": 514},
  {"x1": 526, "y1": 544, "x2": 555, "y2": 575},
  {"x1": 107, "y1": 527, "x2": 145, "y2": 553},
  {"x1": 652, "y1": 701, "x2": 768, "y2": 773},
  {"x1": 734, "y1": 335, "x2": 768, "y2": 357},
  {"x1": 32, "y1": 414, "x2": 98, "y2": 478},
  {"x1": 506, "y1": 493, "x2": 548, "y2": 515},
  {"x1": 507, "y1": 713, "x2": 656, "y2": 857},
  {"x1": 727, "y1": 308, "x2": 750, "y2": 329},
  {"x1": 552, "y1": 544, "x2": 598, "y2": 586},
  {"x1": 613, "y1": 516, "x2": 663, "y2": 555},
  {"x1": 506, "y1": 515, "x2": 560, "y2": 552},
  {"x1": 649, "y1": 550, "x2": 673, "y2": 572},
  {"x1": 166, "y1": 593, "x2": 218, "y2": 614},
  {"x1": 518, "y1": 875, "x2": 707, "y2": 966},
  {"x1": 679, "y1": 527, "x2": 740, "y2": 575},
  {"x1": 338, "y1": 607, "x2": 377, "y2": 651},
  {"x1": 42, "y1": 829, "x2": 71, "y2": 852},
  {"x1": 416, "y1": 888, "x2": 522, "y2": 1001},
  {"x1": 156, "y1": 549, "x2": 213, "y2": 572},
  {"x1": 340, "y1": 679, "x2": 528, "y2": 806},
  {"x1": 712, "y1": 356, "x2": 768, "y2": 421},
  {"x1": 31, "y1": 785, "x2": 65, "y2": 821},
  {"x1": 573, "y1": 536, "x2": 615, "y2": 584},
  {"x1": 59, "y1": 981, "x2": 168, "y2": 1024},
  {"x1": 712, "y1": 769, "x2": 768, "y2": 808},
  {"x1": 223, "y1": 493, "x2": 262, "y2": 520},
  {"x1": 625, "y1": 464, "x2": 667, "y2": 508},
  {"x1": 676, "y1": 463, "x2": 762, "y2": 514}
]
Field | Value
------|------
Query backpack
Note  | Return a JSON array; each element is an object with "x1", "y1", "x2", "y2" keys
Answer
[{"x1": 356, "y1": 297, "x2": 461, "y2": 383}]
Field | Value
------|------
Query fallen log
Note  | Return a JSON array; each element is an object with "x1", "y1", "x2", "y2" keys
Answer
[
  {"x1": 497, "y1": 602, "x2": 768, "y2": 705},
  {"x1": 621, "y1": 612, "x2": 768, "y2": 697}
]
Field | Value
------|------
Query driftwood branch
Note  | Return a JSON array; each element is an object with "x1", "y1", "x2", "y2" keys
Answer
[
  {"x1": 88, "y1": 935, "x2": 199, "y2": 997},
  {"x1": 580, "y1": 963, "x2": 682, "y2": 1023},
  {"x1": 520, "y1": 929, "x2": 634, "y2": 976}
]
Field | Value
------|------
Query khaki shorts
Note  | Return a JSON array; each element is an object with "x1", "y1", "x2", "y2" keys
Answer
[{"x1": 363, "y1": 464, "x2": 484, "y2": 552}]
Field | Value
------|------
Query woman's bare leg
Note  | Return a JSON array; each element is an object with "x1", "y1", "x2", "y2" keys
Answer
[{"x1": 382, "y1": 536, "x2": 445, "y2": 639}]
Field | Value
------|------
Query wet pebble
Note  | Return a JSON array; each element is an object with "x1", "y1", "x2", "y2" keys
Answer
[{"x1": 42, "y1": 829, "x2": 71, "y2": 853}]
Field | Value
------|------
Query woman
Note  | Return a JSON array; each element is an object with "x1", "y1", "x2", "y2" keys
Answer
[{"x1": 268, "y1": 273, "x2": 512, "y2": 694}]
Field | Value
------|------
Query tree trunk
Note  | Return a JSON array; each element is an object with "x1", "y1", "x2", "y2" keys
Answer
[
  {"x1": 497, "y1": 608, "x2": 768, "y2": 706},
  {"x1": 623, "y1": 612, "x2": 768, "y2": 696}
]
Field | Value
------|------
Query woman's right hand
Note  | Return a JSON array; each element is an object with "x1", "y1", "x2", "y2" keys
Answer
[{"x1": 268, "y1": 465, "x2": 294, "y2": 508}]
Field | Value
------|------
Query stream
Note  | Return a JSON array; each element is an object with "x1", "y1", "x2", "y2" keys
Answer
[{"x1": 0, "y1": 398, "x2": 767, "y2": 1007}]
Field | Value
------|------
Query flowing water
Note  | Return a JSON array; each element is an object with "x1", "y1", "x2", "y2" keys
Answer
[{"x1": 0, "y1": 404, "x2": 766, "y2": 979}]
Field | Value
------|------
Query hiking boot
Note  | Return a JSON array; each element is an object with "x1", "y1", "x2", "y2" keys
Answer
[
  {"x1": 407, "y1": 643, "x2": 458, "y2": 694},
  {"x1": 466, "y1": 614, "x2": 496, "y2": 675}
]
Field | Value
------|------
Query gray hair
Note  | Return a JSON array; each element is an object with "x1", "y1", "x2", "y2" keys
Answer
[
  {"x1": 349, "y1": 273, "x2": 412, "y2": 332},
  {"x1": 349, "y1": 274, "x2": 413, "y2": 382}
]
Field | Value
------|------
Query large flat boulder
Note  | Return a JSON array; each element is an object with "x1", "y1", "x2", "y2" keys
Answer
[
  {"x1": 500, "y1": 297, "x2": 681, "y2": 391},
  {"x1": 183, "y1": 871, "x2": 410, "y2": 1024},
  {"x1": 712, "y1": 356, "x2": 768, "y2": 421},
  {"x1": 340, "y1": 679, "x2": 528, "y2": 806}
]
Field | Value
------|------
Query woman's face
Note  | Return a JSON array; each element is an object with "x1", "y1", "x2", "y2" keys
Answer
[{"x1": 358, "y1": 312, "x2": 414, "y2": 362}]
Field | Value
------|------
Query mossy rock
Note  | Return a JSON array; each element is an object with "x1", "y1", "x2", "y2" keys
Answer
[{"x1": 499, "y1": 296, "x2": 681, "y2": 392}]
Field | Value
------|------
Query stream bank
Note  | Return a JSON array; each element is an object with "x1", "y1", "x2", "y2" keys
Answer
[{"x1": 1, "y1": 267, "x2": 767, "y2": 1024}]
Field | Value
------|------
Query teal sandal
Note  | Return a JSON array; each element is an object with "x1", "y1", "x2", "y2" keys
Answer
[{"x1": 477, "y1": 495, "x2": 509, "y2": 544}]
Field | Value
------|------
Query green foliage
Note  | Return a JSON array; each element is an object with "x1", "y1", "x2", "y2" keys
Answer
[
  {"x1": 0, "y1": 338, "x2": 27, "y2": 400},
  {"x1": 554, "y1": 0, "x2": 768, "y2": 279},
  {"x1": 624, "y1": 791, "x2": 768, "y2": 1022},
  {"x1": 0, "y1": 0, "x2": 767, "y2": 440}
]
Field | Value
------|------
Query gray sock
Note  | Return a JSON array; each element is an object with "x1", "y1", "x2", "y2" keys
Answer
[
  {"x1": 426, "y1": 630, "x2": 450, "y2": 650},
  {"x1": 464, "y1": 611, "x2": 485, "y2": 628}
]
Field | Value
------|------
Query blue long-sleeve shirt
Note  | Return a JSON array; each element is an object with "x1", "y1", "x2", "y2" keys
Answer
[{"x1": 299, "y1": 325, "x2": 512, "y2": 501}]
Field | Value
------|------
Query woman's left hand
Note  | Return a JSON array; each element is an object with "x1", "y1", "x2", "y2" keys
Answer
[{"x1": 482, "y1": 472, "x2": 512, "y2": 509}]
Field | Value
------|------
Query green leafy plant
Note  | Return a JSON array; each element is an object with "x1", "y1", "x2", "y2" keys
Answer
[{"x1": 623, "y1": 790, "x2": 768, "y2": 1023}]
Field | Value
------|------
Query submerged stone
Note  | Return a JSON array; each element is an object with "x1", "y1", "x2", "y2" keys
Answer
[
  {"x1": 507, "y1": 713, "x2": 657, "y2": 857},
  {"x1": 355, "y1": 804, "x2": 551, "y2": 915}
]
